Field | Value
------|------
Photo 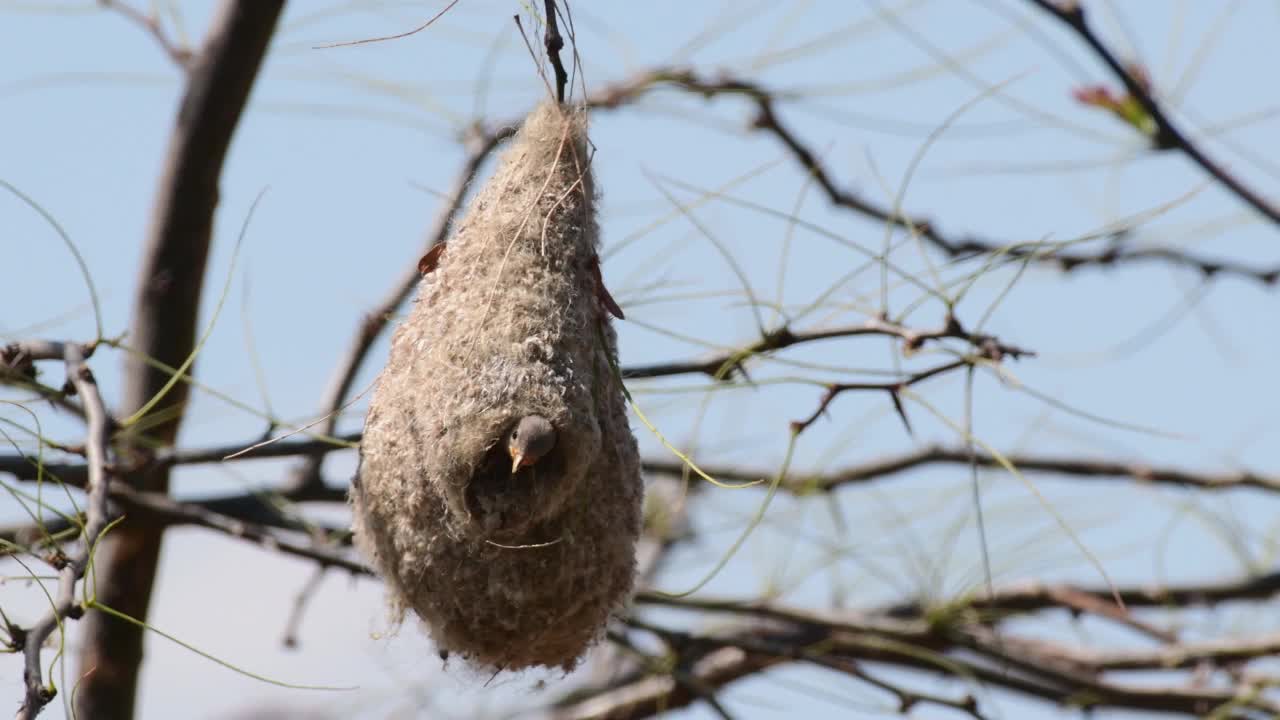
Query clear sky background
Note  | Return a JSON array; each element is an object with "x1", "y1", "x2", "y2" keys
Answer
[{"x1": 2, "y1": 1, "x2": 1280, "y2": 719}]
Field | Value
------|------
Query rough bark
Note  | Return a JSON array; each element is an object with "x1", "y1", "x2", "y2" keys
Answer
[{"x1": 72, "y1": 3, "x2": 284, "y2": 719}]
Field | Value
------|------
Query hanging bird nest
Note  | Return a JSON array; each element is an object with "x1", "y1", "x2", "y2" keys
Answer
[{"x1": 352, "y1": 101, "x2": 643, "y2": 672}]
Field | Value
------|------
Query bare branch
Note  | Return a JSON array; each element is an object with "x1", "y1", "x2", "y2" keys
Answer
[
  {"x1": 0, "y1": 484, "x2": 357, "y2": 567},
  {"x1": 542, "y1": 0, "x2": 568, "y2": 103},
  {"x1": 642, "y1": 444, "x2": 1280, "y2": 496},
  {"x1": 99, "y1": 0, "x2": 192, "y2": 69},
  {"x1": 100, "y1": 483, "x2": 367, "y2": 575},
  {"x1": 288, "y1": 125, "x2": 515, "y2": 494},
  {"x1": 884, "y1": 572, "x2": 1280, "y2": 616},
  {"x1": 551, "y1": 642, "x2": 779, "y2": 720},
  {"x1": 281, "y1": 566, "x2": 328, "y2": 649},
  {"x1": 1028, "y1": 0, "x2": 1280, "y2": 226},
  {"x1": 588, "y1": 68, "x2": 1280, "y2": 285},
  {"x1": 588, "y1": 601, "x2": 1280, "y2": 718},
  {"x1": 1, "y1": 341, "x2": 88, "y2": 419},
  {"x1": 74, "y1": 3, "x2": 285, "y2": 718},
  {"x1": 9, "y1": 440, "x2": 1280, "y2": 543},
  {"x1": 622, "y1": 314, "x2": 1031, "y2": 380},
  {"x1": 17, "y1": 344, "x2": 112, "y2": 720},
  {"x1": 790, "y1": 359, "x2": 969, "y2": 435}
]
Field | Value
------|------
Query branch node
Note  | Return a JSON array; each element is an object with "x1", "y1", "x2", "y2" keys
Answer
[
  {"x1": 44, "y1": 548, "x2": 70, "y2": 570},
  {"x1": 542, "y1": 0, "x2": 567, "y2": 103},
  {"x1": 1058, "y1": 0, "x2": 1084, "y2": 25},
  {"x1": 943, "y1": 313, "x2": 965, "y2": 336},
  {"x1": 6, "y1": 624, "x2": 26, "y2": 651},
  {"x1": 888, "y1": 390, "x2": 914, "y2": 437}
]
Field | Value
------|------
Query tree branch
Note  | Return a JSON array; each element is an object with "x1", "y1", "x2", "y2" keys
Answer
[
  {"x1": 99, "y1": 0, "x2": 192, "y2": 68},
  {"x1": 73, "y1": 4, "x2": 284, "y2": 719},
  {"x1": 642, "y1": 444, "x2": 1280, "y2": 495},
  {"x1": 575, "y1": 600, "x2": 1280, "y2": 719},
  {"x1": 790, "y1": 358, "x2": 969, "y2": 436},
  {"x1": 8, "y1": 440, "x2": 1279, "y2": 549},
  {"x1": 1, "y1": 342, "x2": 87, "y2": 418},
  {"x1": 588, "y1": 68, "x2": 1280, "y2": 285},
  {"x1": 883, "y1": 571, "x2": 1280, "y2": 617},
  {"x1": 17, "y1": 344, "x2": 112, "y2": 720},
  {"x1": 542, "y1": 0, "x2": 567, "y2": 103},
  {"x1": 287, "y1": 125, "x2": 514, "y2": 494},
  {"x1": 623, "y1": 313, "x2": 1031, "y2": 380},
  {"x1": 1028, "y1": 0, "x2": 1280, "y2": 226}
]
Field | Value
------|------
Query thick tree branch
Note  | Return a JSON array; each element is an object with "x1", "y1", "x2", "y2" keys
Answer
[
  {"x1": 73, "y1": 4, "x2": 284, "y2": 719},
  {"x1": 8, "y1": 441, "x2": 1279, "y2": 548},
  {"x1": 574, "y1": 600, "x2": 1280, "y2": 719},
  {"x1": 9, "y1": 430, "x2": 1280, "y2": 719},
  {"x1": 101, "y1": 483, "x2": 367, "y2": 575},
  {"x1": 976, "y1": 626, "x2": 1280, "y2": 673},
  {"x1": 1, "y1": 485, "x2": 360, "y2": 572}
]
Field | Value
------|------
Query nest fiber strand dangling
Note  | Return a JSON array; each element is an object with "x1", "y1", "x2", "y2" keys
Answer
[{"x1": 352, "y1": 101, "x2": 643, "y2": 671}]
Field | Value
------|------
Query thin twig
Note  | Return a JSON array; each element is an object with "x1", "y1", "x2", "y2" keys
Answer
[
  {"x1": 587, "y1": 67, "x2": 1280, "y2": 284},
  {"x1": 1028, "y1": 0, "x2": 1280, "y2": 226},
  {"x1": 622, "y1": 313, "x2": 1032, "y2": 380},
  {"x1": 99, "y1": 0, "x2": 192, "y2": 68},
  {"x1": 0, "y1": 340, "x2": 87, "y2": 419},
  {"x1": 790, "y1": 359, "x2": 969, "y2": 435},
  {"x1": 289, "y1": 126, "x2": 514, "y2": 493},
  {"x1": 282, "y1": 566, "x2": 328, "y2": 649},
  {"x1": 312, "y1": 0, "x2": 460, "y2": 50},
  {"x1": 595, "y1": 604, "x2": 1280, "y2": 718}
]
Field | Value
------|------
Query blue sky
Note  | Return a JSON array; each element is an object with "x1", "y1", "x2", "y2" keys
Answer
[{"x1": 3, "y1": 1, "x2": 1280, "y2": 718}]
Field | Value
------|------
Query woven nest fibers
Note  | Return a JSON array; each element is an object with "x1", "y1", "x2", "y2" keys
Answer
[{"x1": 352, "y1": 102, "x2": 643, "y2": 672}]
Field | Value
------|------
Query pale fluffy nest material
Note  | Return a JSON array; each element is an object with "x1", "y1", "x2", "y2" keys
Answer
[{"x1": 352, "y1": 102, "x2": 643, "y2": 672}]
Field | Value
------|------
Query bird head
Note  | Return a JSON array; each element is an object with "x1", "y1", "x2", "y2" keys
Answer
[{"x1": 506, "y1": 415, "x2": 557, "y2": 475}]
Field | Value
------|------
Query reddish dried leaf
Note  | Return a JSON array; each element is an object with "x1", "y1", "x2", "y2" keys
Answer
[{"x1": 418, "y1": 242, "x2": 447, "y2": 275}]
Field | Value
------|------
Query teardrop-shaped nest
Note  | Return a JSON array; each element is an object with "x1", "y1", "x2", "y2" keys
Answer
[{"x1": 352, "y1": 102, "x2": 643, "y2": 672}]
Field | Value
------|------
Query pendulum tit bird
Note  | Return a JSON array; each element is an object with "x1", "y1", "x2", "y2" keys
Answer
[{"x1": 508, "y1": 414, "x2": 556, "y2": 475}]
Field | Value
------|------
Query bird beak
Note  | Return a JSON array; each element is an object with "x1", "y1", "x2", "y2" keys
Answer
[{"x1": 510, "y1": 451, "x2": 525, "y2": 475}]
